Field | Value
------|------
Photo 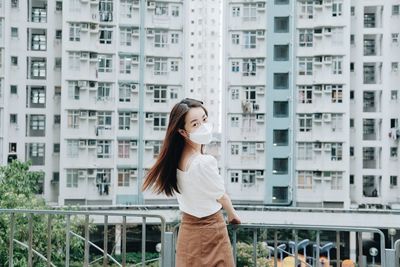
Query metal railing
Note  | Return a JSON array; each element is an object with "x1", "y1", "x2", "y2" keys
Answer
[{"x1": 0, "y1": 209, "x2": 166, "y2": 267}]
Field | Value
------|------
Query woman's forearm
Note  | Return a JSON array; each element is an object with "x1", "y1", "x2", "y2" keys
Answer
[{"x1": 217, "y1": 193, "x2": 236, "y2": 217}]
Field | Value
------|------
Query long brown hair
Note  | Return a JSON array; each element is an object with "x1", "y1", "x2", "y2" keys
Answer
[{"x1": 142, "y1": 98, "x2": 208, "y2": 196}]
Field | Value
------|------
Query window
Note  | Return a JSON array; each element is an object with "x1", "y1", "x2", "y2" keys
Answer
[
  {"x1": 56, "y1": 1, "x2": 62, "y2": 11},
  {"x1": 350, "y1": 147, "x2": 354, "y2": 157},
  {"x1": 171, "y1": 5, "x2": 179, "y2": 17},
  {"x1": 69, "y1": 23, "x2": 80, "y2": 41},
  {"x1": 10, "y1": 114, "x2": 17, "y2": 124},
  {"x1": 299, "y1": 0, "x2": 313, "y2": 19},
  {"x1": 350, "y1": 175, "x2": 354, "y2": 185},
  {"x1": 54, "y1": 115, "x2": 61, "y2": 124},
  {"x1": 275, "y1": 0, "x2": 289, "y2": 4},
  {"x1": 297, "y1": 171, "x2": 312, "y2": 189},
  {"x1": 299, "y1": 29, "x2": 313, "y2": 47},
  {"x1": 67, "y1": 140, "x2": 79, "y2": 158},
  {"x1": 154, "y1": 57, "x2": 168, "y2": 75},
  {"x1": 170, "y1": 61, "x2": 178, "y2": 72},
  {"x1": 273, "y1": 101, "x2": 288, "y2": 118},
  {"x1": 230, "y1": 172, "x2": 239, "y2": 183},
  {"x1": 9, "y1": 143, "x2": 17, "y2": 153},
  {"x1": 11, "y1": 27, "x2": 18, "y2": 38},
  {"x1": 351, "y1": 6, "x2": 355, "y2": 16},
  {"x1": 350, "y1": 34, "x2": 355, "y2": 45},
  {"x1": 155, "y1": 2, "x2": 168, "y2": 16},
  {"x1": 272, "y1": 187, "x2": 288, "y2": 203},
  {"x1": 67, "y1": 110, "x2": 79, "y2": 128},
  {"x1": 331, "y1": 85, "x2": 343, "y2": 103},
  {"x1": 297, "y1": 142, "x2": 313, "y2": 160},
  {"x1": 99, "y1": 26, "x2": 113, "y2": 44},
  {"x1": 120, "y1": 0, "x2": 133, "y2": 18},
  {"x1": 242, "y1": 142, "x2": 256, "y2": 157},
  {"x1": 97, "y1": 140, "x2": 112, "y2": 158},
  {"x1": 120, "y1": 27, "x2": 132, "y2": 46},
  {"x1": 154, "y1": 86, "x2": 167, "y2": 103},
  {"x1": 298, "y1": 114, "x2": 312, "y2": 132},
  {"x1": 30, "y1": 58, "x2": 46, "y2": 79},
  {"x1": 273, "y1": 129, "x2": 288, "y2": 146},
  {"x1": 232, "y1": 6, "x2": 240, "y2": 17},
  {"x1": 363, "y1": 63, "x2": 376, "y2": 84},
  {"x1": 392, "y1": 62, "x2": 399, "y2": 72},
  {"x1": 332, "y1": 56, "x2": 343, "y2": 74},
  {"x1": 392, "y1": 33, "x2": 399, "y2": 44},
  {"x1": 332, "y1": 1, "x2": 342, "y2": 17},
  {"x1": 274, "y1": 17, "x2": 289, "y2": 33},
  {"x1": 332, "y1": 114, "x2": 343, "y2": 131},
  {"x1": 66, "y1": 170, "x2": 78, "y2": 188},
  {"x1": 231, "y1": 116, "x2": 239, "y2": 127},
  {"x1": 390, "y1": 147, "x2": 398, "y2": 158},
  {"x1": 68, "y1": 52, "x2": 80, "y2": 71},
  {"x1": 118, "y1": 112, "x2": 130, "y2": 130},
  {"x1": 274, "y1": 45, "x2": 289, "y2": 61},
  {"x1": 231, "y1": 144, "x2": 239, "y2": 155},
  {"x1": 11, "y1": 0, "x2": 19, "y2": 8},
  {"x1": 390, "y1": 176, "x2": 398, "y2": 187},
  {"x1": 274, "y1": 73, "x2": 289, "y2": 89},
  {"x1": 171, "y1": 33, "x2": 179, "y2": 44},
  {"x1": 243, "y1": 4, "x2": 257, "y2": 21},
  {"x1": 118, "y1": 169, "x2": 130, "y2": 187},
  {"x1": 331, "y1": 172, "x2": 343, "y2": 190},
  {"x1": 392, "y1": 5, "x2": 399, "y2": 15},
  {"x1": 273, "y1": 158, "x2": 288, "y2": 174},
  {"x1": 242, "y1": 170, "x2": 255, "y2": 184},
  {"x1": 99, "y1": 0, "x2": 113, "y2": 22},
  {"x1": 97, "y1": 83, "x2": 111, "y2": 101},
  {"x1": 98, "y1": 54, "x2": 113, "y2": 72},
  {"x1": 53, "y1": 143, "x2": 60, "y2": 153},
  {"x1": 243, "y1": 31, "x2": 256, "y2": 49},
  {"x1": 118, "y1": 140, "x2": 130, "y2": 158},
  {"x1": 364, "y1": 13, "x2": 376, "y2": 28},
  {"x1": 242, "y1": 59, "x2": 256, "y2": 76},
  {"x1": 119, "y1": 55, "x2": 133, "y2": 74},
  {"x1": 153, "y1": 113, "x2": 167, "y2": 131},
  {"x1": 298, "y1": 85, "x2": 312, "y2": 104},
  {"x1": 231, "y1": 88, "x2": 239, "y2": 100},
  {"x1": 155, "y1": 30, "x2": 168, "y2": 48},
  {"x1": 231, "y1": 33, "x2": 240, "y2": 45},
  {"x1": 55, "y1": 58, "x2": 61, "y2": 69},
  {"x1": 350, "y1": 118, "x2": 354, "y2": 128},
  {"x1": 391, "y1": 90, "x2": 398, "y2": 101},
  {"x1": 97, "y1": 111, "x2": 112, "y2": 128},
  {"x1": 30, "y1": 114, "x2": 45, "y2": 131},
  {"x1": 55, "y1": 30, "x2": 62, "y2": 40},
  {"x1": 331, "y1": 143, "x2": 343, "y2": 161},
  {"x1": 68, "y1": 81, "x2": 80, "y2": 100},
  {"x1": 10, "y1": 85, "x2": 18, "y2": 95},
  {"x1": 298, "y1": 57, "x2": 313, "y2": 75},
  {"x1": 119, "y1": 83, "x2": 132, "y2": 102},
  {"x1": 11, "y1": 56, "x2": 18, "y2": 66},
  {"x1": 231, "y1": 61, "x2": 239, "y2": 72}
]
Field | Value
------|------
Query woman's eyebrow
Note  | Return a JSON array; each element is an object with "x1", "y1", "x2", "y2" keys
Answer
[{"x1": 190, "y1": 114, "x2": 207, "y2": 124}]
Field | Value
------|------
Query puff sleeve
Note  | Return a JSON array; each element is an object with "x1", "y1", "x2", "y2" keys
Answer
[{"x1": 197, "y1": 155, "x2": 225, "y2": 200}]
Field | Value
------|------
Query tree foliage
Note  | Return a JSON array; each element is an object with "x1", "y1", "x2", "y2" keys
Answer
[{"x1": 0, "y1": 160, "x2": 86, "y2": 266}]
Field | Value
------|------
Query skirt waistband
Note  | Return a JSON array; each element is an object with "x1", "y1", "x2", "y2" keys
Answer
[{"x1": 181, "y1": 210, "x2": 225, "y2": 227}]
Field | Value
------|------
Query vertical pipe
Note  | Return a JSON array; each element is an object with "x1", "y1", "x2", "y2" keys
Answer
[
  {"x1": 84, "y1": 215, "x2": 90, "y2": 267},
  {"x1": 9, "y1": 213, "x2": 15, "y2": 267},
  {"x1": 336, "y1": 231, "x2": 340, "y2": 267},
  {"x1": 65, "y1": 215, "x2": 71, "y2": 267},
  {"x1": 103, "y1": 215, "x2": 108, "y2": 267},
  {"x1": 357, "y1": 232, "x2": 363, "y2": 267},
  {"x1": 232, "y1": 227, "x2": 237, "y2": 267},
  {"x1": 294, "y1": 229, "x2": 299, "y2": 267},
  {"x1": 253, "y1": 229, "x2": 257, "y2": 267},
  {"x1": 28, "y1": 213, "x2": 33, "y2": 267},
  {"x1": 47, "y1": 215, "x2": 52, "y2": 267},
  {"x1": 142, "y1": 217, "x2": 146, "y2": 267},
  {"x1": 274, "y1": 231, "x2": 278, "y2": 266},
  {"x1": 122, "y1": 216, "x2": 127, "y2": 267},
  {"x1": 316, "y1": 230, "x2": 320, "y2": 267}
]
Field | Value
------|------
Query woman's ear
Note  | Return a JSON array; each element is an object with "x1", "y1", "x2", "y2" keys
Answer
[{"x1": 178, "y1": 129, "x2": 187, "y2": 138}]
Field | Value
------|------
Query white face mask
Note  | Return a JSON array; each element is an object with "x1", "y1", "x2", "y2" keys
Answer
[{"x1": 187, "y1": 122, "x2": 213, "y2": 145}]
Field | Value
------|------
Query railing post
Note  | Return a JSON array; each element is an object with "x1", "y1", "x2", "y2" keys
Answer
[
  {"x1": 385, "y1": 249, "x2": 396, "y2": 267},
  {"x1": 274, "y1": 230, "x2": 278, "y2": 267},
  {"x1": 294, "y1": 229, "x2": 298, "y2": 267},
  {"x1": 122, "y1": 216, "x2": 127, "y2": 267},
  {"x1": 336, "y1": 231, "x2": 340, "y2": 267},
  {"x1": 232, "y1": 226, "x2": 237, "y2": 267},
  {"x1": 163, "y1": 232, "x2": 174, "y2": 267},
  {"x1": 253, "y1": 229, "x2": 257, "y2": 267},
  {"x1": 357, "y1": 231, "x2": 363, "y2": 267},
  {"x1": 47, "y1": 215, "x2": 52, "y2": 267},
  {"x1": 103, "y1": 215, "x2": 108, "y2": 267},
  {"x1": 316, "y1": 230, "x2": 320, "y2": 267},
  {"x1": 142, "y1": 217, "x2": 146, "y2": 267},
  {"x1": 8, "y1": 213, "x2": 15, "y2": 267},
  {"x1": 84, "y1": 215, "x2": 90, "y2": 267},
  {"x1": 65, "y1": 214, "x2": 71, "y2": 267},
  {"x1": 28, "y1": 213, "x2": 33, "y2": 267}
]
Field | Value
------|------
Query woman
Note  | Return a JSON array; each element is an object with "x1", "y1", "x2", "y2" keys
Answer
[{"x1": 142, "y1": 98, "x2": 241, "y2": 266}]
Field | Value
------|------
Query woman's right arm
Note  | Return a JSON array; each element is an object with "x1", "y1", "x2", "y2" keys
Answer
[{"x1": 217, "y1": 193, "x2": 241, "y2": 224}]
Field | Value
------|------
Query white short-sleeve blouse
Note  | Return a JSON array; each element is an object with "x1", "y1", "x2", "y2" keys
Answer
[{"x1": 176, "y1": 153, "x2": 225, "y2": 218}]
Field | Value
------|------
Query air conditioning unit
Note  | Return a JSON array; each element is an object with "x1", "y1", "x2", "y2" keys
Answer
[
  {"x1": 132, "y1": 29, "x2": 139, "y2": 36},
  {"x1": 78, "y1": 80, "x2": 88, "y2": 87},
  {"x1": 324, "y1": 56, "x2": 332, "y2": 64},
  {"x1": 256, "y1": 87, "x2": 264, "y2": 95},
  {"x1": 324, "y1": 143, "x2": 331, "y2": 150},
  {"x1": 256, "y1": 30, "x2": 265, "y2": 38},
  {"x1": 146, "y1": 57, "x2": 154, "y2": 64},
  {"x1": 256, "y1": 114, "x2": 264, "y2": 122},
  {"x1": 129, "y1": 169, "x2": 137, "y2": 178},
  {"x1": 78, "y1": 170, "x2": 87, "y2": 179},
  {"x1": 145, "y1": 113, "x2": 154, "y2": 121},
  {"x1": 131, "y1": 56, "x2": 139, "y2": 64},
  {"x1": 146, "y1": 85, "x2": 154, "y2": 93},
  {"x1": 89, "y1": 81, "x2": 96, "y2": 88},
  {"x1": 130, "y1": 112, "x2": 138, "y2": 120},
  {"x1": 87, "y1": 139, "x2": 96, "y2": 148},
  {"x1": 79, "y1": 140, "x2": 87, "y2": 148},
  {"x1": 81, "y1": 23, "x2": 89, "y2": 31},
  {"x1": 130, "y1": 84, "x2": 137, "y2": 91},
  {"x1": 256, "y1": 170, "x2": 264, "y2": 179},
  {"x1": 81, "y1": 52, "x2": 89, "y2": 60},
  {"x1": 256, "y1": 143, "x2": 264, "y2": 150},
  {"x1": 87, "y1": 169, "x2": 96, "y2": 179},
  {"x1": 257, "y1": 2, "x2": 265, "y2": 9},
  {"x1": 145, "y1": 141, "x2": 153, "y2": 149},
  {"x1": 80, "y1": 110, "x2": 88, "y2": 118},
  {"x1": 253, "y1": 103, "x2": 260, "y2": 111},
  {"x1": 90, "y1": 23, "x2": 99, "y2": 33},
  {"x1": 256, "y1": 58, "x2": 264, "y2": 66},
  {"x1": 148, "y1": 1, "x2": 155, "y2": 8},
  {"x1": 313, "y1": 113, "x2": 322, "y2": 121},
  {"x1": 324, "y1": 85, "x2": 332, "y2": 93},
  {"x1": 323, "y1": 113, "x2": 332, "y2": 122},
  {"x1": 130, "y1": 140, "x2": 138, "y2": 149},
  {"x1": 146, "y1": 29, "x2": 154, "y2": 37}
]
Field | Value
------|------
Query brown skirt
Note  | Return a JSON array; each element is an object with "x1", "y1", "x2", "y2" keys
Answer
[{"x1": 176, "y1": 210, "x2": 235, "y2": 267}]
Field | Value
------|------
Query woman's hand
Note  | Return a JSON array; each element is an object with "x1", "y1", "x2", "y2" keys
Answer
[{"x1": 228, "y1": 212, "x2": 241, "y2": 224}]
